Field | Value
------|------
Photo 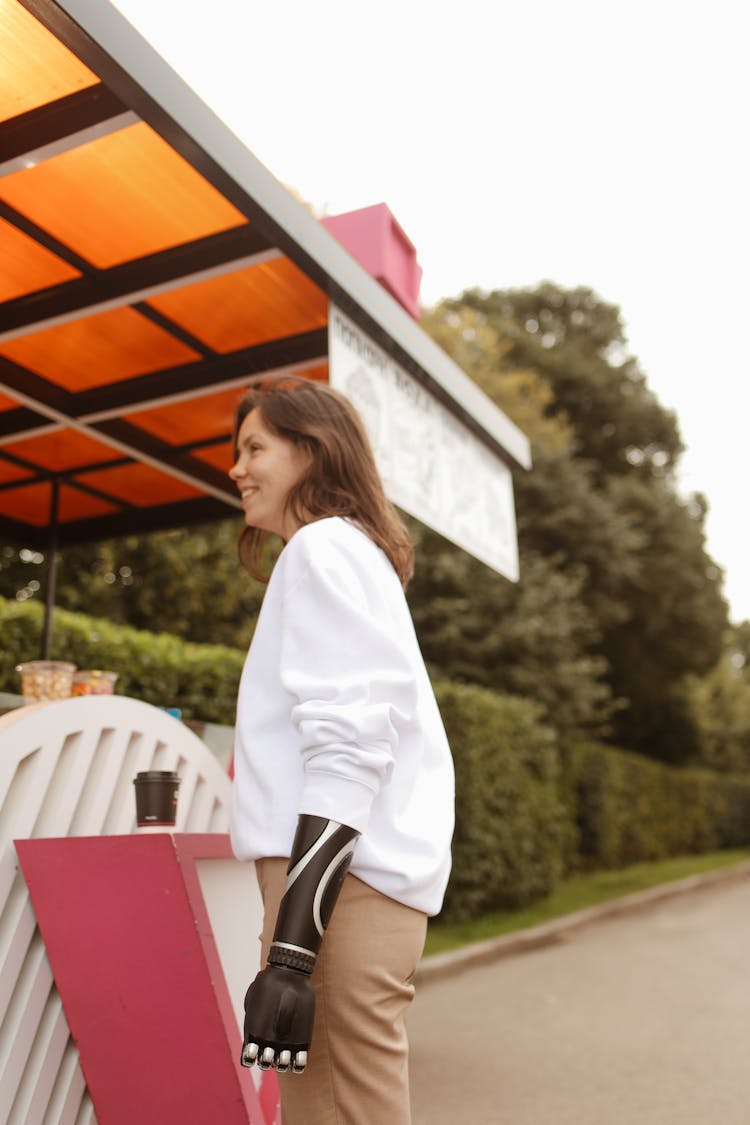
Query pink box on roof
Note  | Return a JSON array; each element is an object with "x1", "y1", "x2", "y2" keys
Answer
[{"x1": 322, "y1": 203, "x2": 423, "y2": 319}]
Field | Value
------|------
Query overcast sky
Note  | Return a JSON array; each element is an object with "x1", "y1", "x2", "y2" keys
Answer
[{"x1": 113, "y1": 0, "x2": 749, "y2": 623}]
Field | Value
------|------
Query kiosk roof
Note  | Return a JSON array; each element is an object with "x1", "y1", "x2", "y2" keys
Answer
[{"x1": 0, "y1": 0, "x2": 530, "y2": 547}]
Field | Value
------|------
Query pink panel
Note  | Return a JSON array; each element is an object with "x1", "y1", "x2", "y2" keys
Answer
[
  {"x1": 16, "y1": 834, "x2": 276, "y2": 1125},
  {"x1": 322, "y1": 203, "x2": 423, "y2": 319}
]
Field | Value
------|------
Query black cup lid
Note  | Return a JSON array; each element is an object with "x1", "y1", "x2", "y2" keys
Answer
[{"x1": 134, "y1": 770, "x2": 180, "y2": 781}]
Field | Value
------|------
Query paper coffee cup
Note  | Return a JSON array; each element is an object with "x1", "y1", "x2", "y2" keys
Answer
[{"x1": 133, "y1": 770, "x2": 180, "y2": 829}]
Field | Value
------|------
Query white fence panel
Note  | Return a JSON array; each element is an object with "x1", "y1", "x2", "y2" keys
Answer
[{"x1": 0, "y1": 697, "x2": 232, "y2": 1125}]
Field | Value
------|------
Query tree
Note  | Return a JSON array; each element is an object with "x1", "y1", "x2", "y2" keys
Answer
[
  {"x1": 2, "y1": 281, "x2": 729, "y2": 766},
  {"x1": 413, "y1": 302, "x2": 619, "y2": 739},
  {"x1": 450, "y1": 283, "x2": 684, "y2": 479},
  {"x1": 687, "y1": 623, "x2": 750, "y2": 773},
  {"x1": 407, "y1": 526, "x2": 615, "y2": 739},
  {"x1": 421, "y1": 282, "x2": 729, "y2": 762}
]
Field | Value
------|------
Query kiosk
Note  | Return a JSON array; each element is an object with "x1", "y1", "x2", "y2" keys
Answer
[{"x1": 0, "y1": 2, "x2": 531, "y2": 1121}]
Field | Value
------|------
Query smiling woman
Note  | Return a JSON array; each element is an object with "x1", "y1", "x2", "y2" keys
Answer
[
  {"x1": 229, "y1": 409, "x2": 311, "y2": 541},
  {"x1": 227, "y1": 374, "x2": 455, "y2": 1124},
  {"x1": 229, "y1": 375, "x2": 415, "y2": 586}
]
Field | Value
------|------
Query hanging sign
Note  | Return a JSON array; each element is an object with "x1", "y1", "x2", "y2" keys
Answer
[{"x1": 328, "y1": 304, "x2": 519, "y2": 581}]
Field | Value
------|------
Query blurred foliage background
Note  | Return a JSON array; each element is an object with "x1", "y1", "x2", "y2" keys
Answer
[
  {"x1": 2, "y1": 281, "x2": 747, "y2": 776},
  {"x1": 4, "y1": 279, "x2": 750, "y2": 920}
]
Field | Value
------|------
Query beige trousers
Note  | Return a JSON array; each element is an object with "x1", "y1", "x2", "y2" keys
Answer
[{"x1": 256, "y1": 857, "x2": 428, "y2": 1125}]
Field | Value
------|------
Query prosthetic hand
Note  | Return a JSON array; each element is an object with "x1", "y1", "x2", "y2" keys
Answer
[{"x1": 241, "y1": 815, "x2": 359, "y2": 1074}]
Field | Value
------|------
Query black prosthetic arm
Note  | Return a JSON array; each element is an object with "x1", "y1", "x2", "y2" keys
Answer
[{"x1": 241, "y1": 815, "x2": 359, "y2": 1075}]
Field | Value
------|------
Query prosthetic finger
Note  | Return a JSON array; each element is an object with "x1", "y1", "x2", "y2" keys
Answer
[
  {"x1": 276, "y1": 1049, "x2": 292, "y2": 1072},
  {"x1": 242, "y1": 1042, "x2": 259, "y2": 1067}
]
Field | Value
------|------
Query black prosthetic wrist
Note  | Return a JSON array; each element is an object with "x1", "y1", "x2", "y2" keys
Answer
[{"x1": 268, "y1": 815, "x2": 359, "y2": 975}]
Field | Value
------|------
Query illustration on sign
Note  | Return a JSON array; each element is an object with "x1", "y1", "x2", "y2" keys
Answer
[{"x1": 328, "y1": 306, "x2": 519, "y2": 581}]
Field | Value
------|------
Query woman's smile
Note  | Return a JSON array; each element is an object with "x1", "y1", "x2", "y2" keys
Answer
[{"x1": 229, "y1": 408, "x2": 311, "y2": 539}]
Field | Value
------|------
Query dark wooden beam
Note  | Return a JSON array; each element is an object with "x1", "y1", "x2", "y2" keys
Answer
[
  {"x1": 88, "y1": 416, "x2": 237, "y2": 499},
  {"x1": 0, "y1": 225, "x2": 273, "y2": 336},
  {"x1": 0, "y1": 200, "x2": 93, "y2": 273},
  {"x1": 55, "y1": 495, "x2": 236, "y2": 545},
  {"x1": 0, "y1": 354, "x2": 75, "y2": 415},
  {"x1": 73, "y1": 328, "x2": 329, "y2": 417},
  {"x1": 0, "y1": 495, "x2": 236, "y2": 548},
  {"x1": 132, "y1": 301, "x2": 213, "y2": 357},
  {"x1": 0, "y1": 84, "x2": 127, "y2": 163},
  {"x1": 0, "y1": 328, "x2": 327, "y2": 448},
  {"x1": 0, "y1": 405, "x2": 50, "y2": 440}
]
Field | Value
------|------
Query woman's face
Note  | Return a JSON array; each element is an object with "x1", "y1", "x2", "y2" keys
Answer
[{"x1": 229, "y1": 408, "x2": 311, "y2": 539}]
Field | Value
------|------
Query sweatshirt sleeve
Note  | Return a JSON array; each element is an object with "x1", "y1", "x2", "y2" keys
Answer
[{"x1": 278, "y1": 536, "x2": 417, "y2": 834}]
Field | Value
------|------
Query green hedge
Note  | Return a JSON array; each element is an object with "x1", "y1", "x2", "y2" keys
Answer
[
  {"x1": 433, "y1": 682, "x2": 566, "y2": 922},
  {"x1": 431, "y1": 684, "x2": 750, "y2": 922},
  {"x1": 0, "y1": 596, "x2": 244, "y2": 725},
  {"x1": 561, "y1": 739, "x2": 750, "y2": 869},
  {"x1": 4, "y1": 596, "x2": 750, "y2": 926}
]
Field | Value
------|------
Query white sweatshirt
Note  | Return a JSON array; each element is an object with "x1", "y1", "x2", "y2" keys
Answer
[{"x1": 230, "y1": 516, "x2": 454, "y2": 916}]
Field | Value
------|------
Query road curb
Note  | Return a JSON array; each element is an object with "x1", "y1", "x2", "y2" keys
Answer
[{"x1": 416, "y1": 859, "x2": 750, "y2": 985}]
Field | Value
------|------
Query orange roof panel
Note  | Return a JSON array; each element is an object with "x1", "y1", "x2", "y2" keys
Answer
[
  {"x1": 123, "y1": 367, "x2": 329, "y2": 449},
  {"x1": 77, "y1": 462, "x2": 201, "y2": 506},
  {"x1": 0, "y1": 216, "x2": 82, "y2": 301},
  {"x1": 0, "y1": 306, "x2": 202, "y2": 390},
  {"x1": 146, "y1": 258, "x2": 328, "y2": 352},
  {"x1": 296, "y1": 363, "x2": 329, "y2": 383},
  {"x1": 0, "y1": 122, "x2": 249, "y2": 268},
  {"x1": 58, "y1": 483, "x2": 120, "y2": 522},
  {"x1": 125, "y1": 387, "x2": 241, "y2": 446},
  {"x1": 2, "y1": 428, "x2": 118, "y2": 471},
  {"x1": 0, "y1": 4, "x2": 343, "y2": 544},
  {"x1": 0, "y1": 479, "x2": 118, "y2": 526},
  {"x1": 0, "y1": 0, "x2": 98, "y2": 123},
  {"x1": 0, "y1": 459, "x2": 34, "y2": 486},
  {"x1": 193, "y1": 440, "x2": 234, "y2": 474}
]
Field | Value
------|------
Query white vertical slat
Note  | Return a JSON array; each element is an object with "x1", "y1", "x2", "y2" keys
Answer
[
  {"x1": 42, "y1": 1044, "x2": 91, "y2": 1125},
  {"x1": 8, "y1": 989, "x2": 69, "y2": 1125},
  {"x1": 183, "y1": 774, "x2": 217, "y2": 831},
  {"x1": 207, "y1": 795, "x2": 230, "y2": 833},
  {"x1": 0, "y1": 893, "x2": 35, "y2": 1026},
  {"x1": 72, "y1": 1095, "x2": 97, "y2": 1125},
  {"x1": 0, "y1": 697, "x2": 232, "y2": 1125},
  {"x1": 0, "y1": 934, "x2": 52, "y2": 1121},
  {"x1": 0, "y1": 748, "x2": 61, "y2": 906},
  {"x1": 66, "y1": 727, "x2": 121, "y2": 838}
]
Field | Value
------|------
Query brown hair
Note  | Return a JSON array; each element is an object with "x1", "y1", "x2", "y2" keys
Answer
[{"x1": 233, "y1": 374, "x2": 414, "y2": 587}]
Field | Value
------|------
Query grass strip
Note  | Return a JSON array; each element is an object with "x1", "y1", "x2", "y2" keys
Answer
[{"x1": 424, "y1": 848, "x2": 750, "y2": 957}]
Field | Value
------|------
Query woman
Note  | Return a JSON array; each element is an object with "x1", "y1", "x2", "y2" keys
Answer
[{"x1": 229, "y1": 374, "x2": 454, "y2": 1124}]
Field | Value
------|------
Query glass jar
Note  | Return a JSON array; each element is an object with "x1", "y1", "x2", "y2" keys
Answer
[
  {"x1": 71, "y1": 670, "x2": 119, "y2": 696},
  {"x1": 16, "y1": 660, "x2": 76, "y2": 702}
]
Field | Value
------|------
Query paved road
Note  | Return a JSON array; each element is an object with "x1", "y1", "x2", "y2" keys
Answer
[{"x1": 408, "y1": 877, "x2": 750, "y2": 1124}]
